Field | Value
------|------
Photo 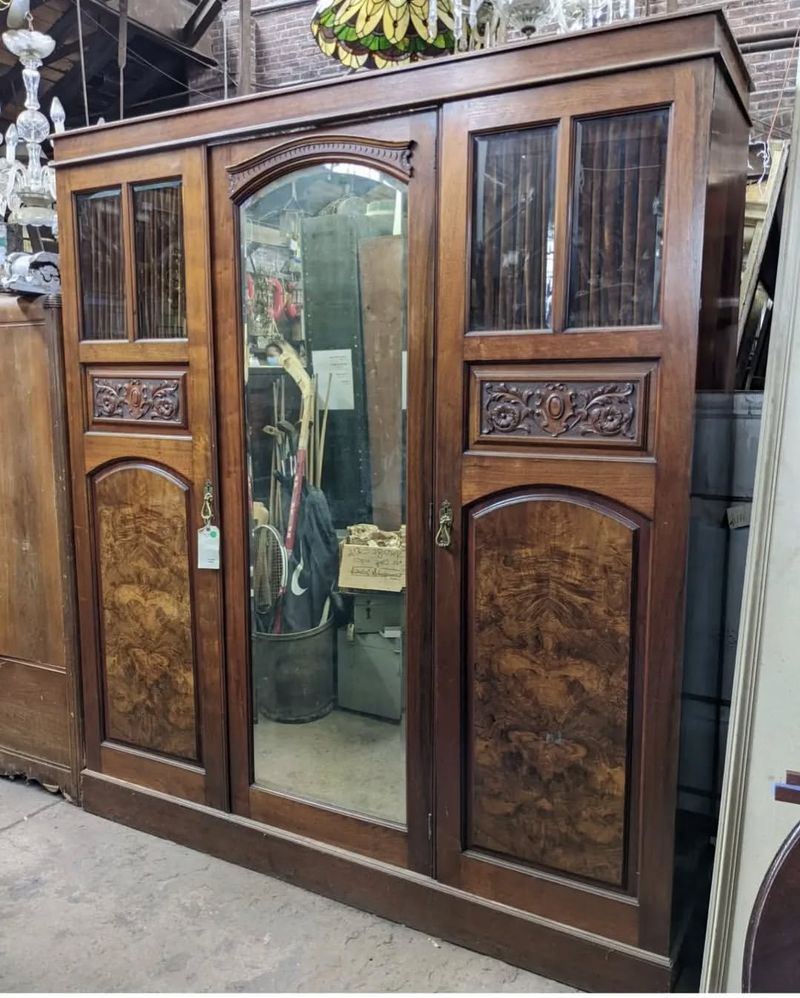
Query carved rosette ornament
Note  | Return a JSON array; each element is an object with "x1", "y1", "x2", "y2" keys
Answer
[
  {"x1": 93, "y1": 378, "x2": 182, "y2": 424},
  {"x1": 482, "y1": 381, "x2": 637, "y2": 440}
]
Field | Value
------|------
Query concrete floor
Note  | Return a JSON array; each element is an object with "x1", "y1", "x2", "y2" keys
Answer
[{"x1": 0, "y1": 777, "x2": 572, "y2": 993}]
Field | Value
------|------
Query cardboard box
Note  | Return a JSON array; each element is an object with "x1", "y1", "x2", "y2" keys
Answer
[{"x1": 338, "y1": 541, "x2": 405, "y2": 592}]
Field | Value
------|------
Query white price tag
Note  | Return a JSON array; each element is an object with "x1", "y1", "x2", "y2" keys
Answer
[{"x1": 198, "y1": 526, "x2": 221, "y2": 570}]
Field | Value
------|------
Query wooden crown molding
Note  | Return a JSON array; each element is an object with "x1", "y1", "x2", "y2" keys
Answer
[{"x1": 227, "y1": 135, "x2": 415, "y2": 202}]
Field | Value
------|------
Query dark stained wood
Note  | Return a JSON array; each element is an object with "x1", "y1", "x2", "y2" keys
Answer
[
  {"x1": 774, "y1": 769, "x2": 800, "y2": 805},
  {"x1": 469, "y1": 362, "x2": 654, "y2": 453},
  {"x1": 57, "y1": 147, "x2": 227, "y2": 809},
  {"x1": 54, "y1": 13, "x2": 750, "y2": 988},
  {"x1": 81, "y1": 771, "x2": 673, "y2": 993},
  {"x1": 99, "y1": 742, "x2": 206, "y2": 804},
  {"x1": 696, "y1": 70, "x2": 750, "y2": 390},
  {"x1": 212, "y1": 113, "x2": 436, "y2": 873},
  {"x1": 52, "y1": 10, "x2": 749, "y2": 167},
  {"x1": 248, "y1": 788, "x2": 408, "y2": 868},
  {"x1": 775, "y1": 784, "x2": 800, "y2": 806},
  {"x1": 462, "y1": 456, "x2": 656, "y2": 519},
  {"x1": 0, "y1": 295, "x2": 81, "y2": 799},
  {"x1": 635, "y1": 61, "x2": 717, "y2": 957},
  {"x1": 92, "y1": 462, "x2": 197, "y2": 760},
  {"x1": 743, "y1": 821, "x2": 800, "y2": 991},
  {"x1": 87, "y1": 367, "x2": 189, "y2": 431},
  {"x1": 79, "y1": 340, "x2": 190, "y2": 364},
  {"x1": 228, "y1": 136, "x2": 414, "y2": 203},
  {"x1": 433, "y1": 56, "x2": 731, "y2": 963},
  {"x1": 467, "y1": 491, "x2": 640, "y2": 886}
]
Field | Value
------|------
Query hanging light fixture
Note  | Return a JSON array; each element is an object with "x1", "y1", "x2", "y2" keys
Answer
[
  {"x1": 279, "y1": 180, "x2": 304, "y2": 239},
  {"x1": 457, "y1": 0, "x2": 635, "y2": 50},
  {"x1": 310, "y1": 0, "x2": 633, "y2": 67},
  {"x1": 0, "y1": 12, "x2": 65, "y2": 296},
  {"x1": 0, "y1": 18, "x2": 64, "y2": 232}
]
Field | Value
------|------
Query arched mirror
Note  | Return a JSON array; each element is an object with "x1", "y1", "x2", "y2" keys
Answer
[{"x1": 240, "y1": 162, "x2": 408, "y2": 825}]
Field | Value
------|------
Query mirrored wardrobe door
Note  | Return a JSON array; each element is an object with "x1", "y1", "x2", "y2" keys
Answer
[
  {"x1": 241, "y1": 162, "x2": 409, "y2": 822},
  {"x1": 218, "y1": 116, "x2": 436, "y2": 873}
]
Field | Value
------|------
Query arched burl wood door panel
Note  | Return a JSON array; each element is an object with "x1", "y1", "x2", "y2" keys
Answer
[
  {"x1": 91, "y1": 462, "x2": 198, "y2": 762},
  {"x1": 466, "y1": 490, "x2": 645, "y2": 889}
]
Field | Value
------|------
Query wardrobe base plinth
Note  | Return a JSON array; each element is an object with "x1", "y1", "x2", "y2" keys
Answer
[{"x1": 81, "y1": 771, "x2": 673, "y2": 993}]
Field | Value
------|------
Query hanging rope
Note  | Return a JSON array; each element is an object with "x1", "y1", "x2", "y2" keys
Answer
[{"x1": 76, "y1": 0, "x2": 90, "y2": 126}]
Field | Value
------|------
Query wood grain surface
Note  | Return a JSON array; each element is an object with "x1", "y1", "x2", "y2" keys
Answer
[
  {"x1": 468, "y1": 492, "x2": 635, "y2": 885},
  {"x1": 0, "y1": 296, "x2": 81, "y2": 797},
  {"x1": 53, "y1": 14, "x2": 750, "y2": 981},
  {"x1": 360, "y1": 234, "x2": 405, "y2": 530},
  {"x1": 93, "y1": 463, "x2": 197, "y2": 760}
]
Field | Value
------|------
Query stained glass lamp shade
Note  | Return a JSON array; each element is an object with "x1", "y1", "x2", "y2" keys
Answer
[{"x1": 311, "y1": 0, "x2": 456, "y2": 69}]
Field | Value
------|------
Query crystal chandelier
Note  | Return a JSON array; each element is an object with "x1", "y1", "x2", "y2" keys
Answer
[
  {"x1": 438, "y1": 0, "x2": 636, "y2": 50},
  {"x1": 0, "y1": 21, "x2": 64, "y2": 234}
]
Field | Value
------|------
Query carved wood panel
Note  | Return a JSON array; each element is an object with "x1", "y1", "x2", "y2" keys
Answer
[
  {"x1": 228, "y1": 136, "x2": 414, "y2": 203},
  {"x1": 467, "y1": 490, "x2": 641, "y2": 886},
  {"x1": 469, "y1": 363, "x2": 654, "y2": 451},
  {"x1": 93, "y1": 462, "x2": 197, "y2": 760},
  {"x1": 88, "y1": 368, "x2": 188, "y2": 430}
]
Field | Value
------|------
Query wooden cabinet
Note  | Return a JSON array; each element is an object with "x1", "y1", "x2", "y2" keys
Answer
[
  {"x1": 0, "y1": 295, "x2": 81, "y2": 798},
  {"x1": 54, "y1": 10, "x2": 750, "y2": 990}
]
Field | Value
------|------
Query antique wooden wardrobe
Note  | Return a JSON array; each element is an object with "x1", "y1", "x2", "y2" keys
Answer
[{"x1": 54, "y1": 9, "x2": 749, "y2": 991}]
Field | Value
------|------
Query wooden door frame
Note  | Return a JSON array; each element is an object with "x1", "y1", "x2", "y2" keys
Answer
[
  {"x1": 433, "y1": 62, "x2": 714, "y2": 953},
  {"x1": 56, "y1": 146, "x2": 227, "y2": 809},
  {"x1": 210, "y1": 111, "x2": 437, "y2": 873},
  {"x1": 701, "y1": 76, "x2": 800, "y2": 992}
]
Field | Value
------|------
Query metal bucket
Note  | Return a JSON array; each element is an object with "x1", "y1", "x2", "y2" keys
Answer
[{"x1": 253, "y1": 617, "x2": 335, "y2": 723}]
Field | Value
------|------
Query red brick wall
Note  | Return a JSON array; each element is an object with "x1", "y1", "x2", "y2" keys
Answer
[
  {"x1": 190, "y1": 0, "x2": 799, "y2": 138},
  {"x1": 661, "y1": 0, "x2": 800, "y2": 138}
]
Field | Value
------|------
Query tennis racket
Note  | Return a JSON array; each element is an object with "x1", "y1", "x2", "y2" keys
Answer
[{"x1": 253, "y1": 524, "x2": 288, "y2": 628}]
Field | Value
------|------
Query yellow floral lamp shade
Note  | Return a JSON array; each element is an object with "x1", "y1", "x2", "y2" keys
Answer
[{"x1": 311, "y1": 0, "x2": 456, "y2": 69}]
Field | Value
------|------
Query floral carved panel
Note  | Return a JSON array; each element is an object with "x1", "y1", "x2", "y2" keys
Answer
[
  {"x1": 89, "y1": 370, "x2": 187, "y2": 429},
  {"x1": 471, "y1": 364, "x2": 653, "y2": 451}
]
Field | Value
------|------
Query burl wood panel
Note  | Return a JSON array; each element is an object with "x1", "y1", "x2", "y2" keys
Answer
[
  {"x1": 468, "y1": 491, "x2": 637, "y2": 885},
  {"x1": 93, "y1": 463, "x2": 197, "y2": 760}
]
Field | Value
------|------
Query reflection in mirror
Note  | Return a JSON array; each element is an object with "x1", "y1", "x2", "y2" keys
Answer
[{"x1": 241, "y1": 163, "x2": 408, "y2": 826}]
